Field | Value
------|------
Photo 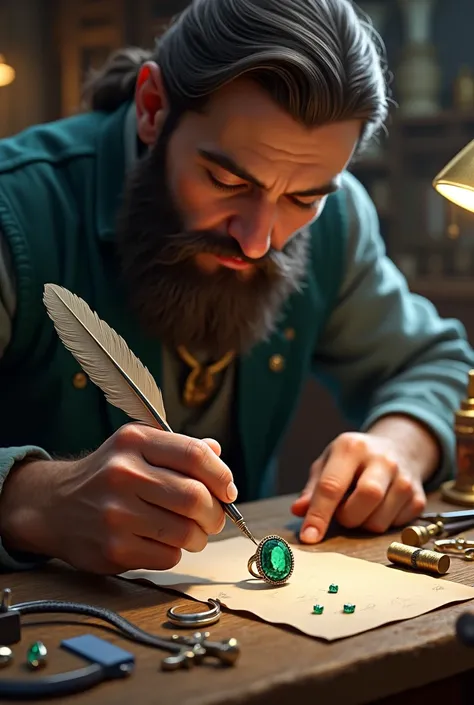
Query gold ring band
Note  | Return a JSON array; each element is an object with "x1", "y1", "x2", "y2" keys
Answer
[{"x1": 247, "y1": 555, "x2": 261, "y2": 579}]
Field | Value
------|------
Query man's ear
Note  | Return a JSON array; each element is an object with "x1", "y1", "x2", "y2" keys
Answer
[{"x1": 135, "y1": 62, "x2": 168, "y2": 144}]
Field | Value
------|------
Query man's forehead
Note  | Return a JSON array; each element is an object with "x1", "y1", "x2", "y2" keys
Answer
[{"x1": 193, "y1": 79, "x2": 361, "y2": 168}]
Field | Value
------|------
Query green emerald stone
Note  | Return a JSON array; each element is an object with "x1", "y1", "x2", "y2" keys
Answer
[
  {"x1": 343, "y1": 603, "x2": 356, "y2": 614},
  {"x1": 328, "y1": 584, "x2": 339, "y2": 593},
  {"x1": 312, "y1": 604, "x2": 324, "y2": 615},
  {"x1": 260, "y1": 538, "x2": 293, "y2": 583},
  {"x1": 27, "y1": 641, "x2": 47, "y2": 669}
]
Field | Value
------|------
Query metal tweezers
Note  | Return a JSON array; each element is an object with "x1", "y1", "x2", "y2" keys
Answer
[{"x1": 421, "y1": 509, "x2": 474, "y2": 522}]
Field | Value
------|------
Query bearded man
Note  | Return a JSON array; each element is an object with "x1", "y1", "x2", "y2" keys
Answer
[{"x1": 0, "y1": 0, "x2": 472, "y2": 575}]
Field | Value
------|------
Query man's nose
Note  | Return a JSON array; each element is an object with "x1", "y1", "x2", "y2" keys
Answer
[{"x1": 227, "y1": 201, "x2": 276, "y2": 259}]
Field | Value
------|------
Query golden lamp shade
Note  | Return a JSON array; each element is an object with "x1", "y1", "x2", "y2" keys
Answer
[
  {"x1": 433, "y1": 140, "x2": 474, "y2": 213},
  {"x1": 0, "y1": 55, "x2": 15, "y2": 88}
]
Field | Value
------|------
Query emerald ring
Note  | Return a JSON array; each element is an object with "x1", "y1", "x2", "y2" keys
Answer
[{"x1": 247, "y1": 535, "x2": 294, "y2": 585}]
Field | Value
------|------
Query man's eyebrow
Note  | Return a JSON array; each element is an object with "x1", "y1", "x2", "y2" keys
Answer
[
  {"x1": 198, "y1": 148, "x2": 265, "y2": 188},
  {"x1": 198, "y1": 148, "x2": 341, "y2": 197},
  {"x1": 289, "y1": 181, "x2": 340, "y2": 198}
]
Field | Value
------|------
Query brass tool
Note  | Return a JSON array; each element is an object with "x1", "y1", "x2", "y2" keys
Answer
[
  {"x1": 401, "y1": 517, "x2": 474, "y2": 547},
  {"x1": 387, "y1": 541, "x2": 450, "y2": 575},
  {"x1": 441, "y1": 369, "x2": 474, "y2": 506},
  {"x1": 401, "y1": 522, "x2": 445, "y2": 547}
]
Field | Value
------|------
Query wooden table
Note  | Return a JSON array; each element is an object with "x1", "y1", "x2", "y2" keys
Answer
[{"x1": 2, "y1": 493, "x2": 474, "y2": 705}]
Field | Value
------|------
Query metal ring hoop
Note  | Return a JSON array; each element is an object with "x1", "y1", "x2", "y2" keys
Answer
[
  {"x1": 247, "y1": 555, "x2": 261, "y2": 579},
  {"x1": 166, "y1": 598, "x2": 221, "y2": 628}
]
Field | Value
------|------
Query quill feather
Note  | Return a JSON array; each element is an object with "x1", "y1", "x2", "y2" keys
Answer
[
  {"x1": 43, "y1": 283, "x2": 170, "y2": 431},
  {"x1": 43, "y1": 285, "x2": 259, "y2": 544}
]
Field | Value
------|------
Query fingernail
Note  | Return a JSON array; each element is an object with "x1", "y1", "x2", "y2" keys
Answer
[
  {"x1": 226, "y1": 482, "x2": 238, "y2": 502},
  {"x1": 301, "y1": 527, "x2": 319, "y2": 543}
]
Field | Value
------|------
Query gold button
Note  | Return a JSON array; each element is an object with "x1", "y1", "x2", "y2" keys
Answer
[
  {"x1": 73, "y1": 372, "x2": 87, "y2": 389},
  {"x1": 269, "y1": 354, "x2": 285, "y2": 373},
  {"x1": 284, "y1": 327, "x2": 296, "y2": 341}
]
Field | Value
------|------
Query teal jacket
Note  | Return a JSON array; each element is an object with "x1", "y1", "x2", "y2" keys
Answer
[{"x1": 0, "y1": 102, "x2": 473, "y2": 570}]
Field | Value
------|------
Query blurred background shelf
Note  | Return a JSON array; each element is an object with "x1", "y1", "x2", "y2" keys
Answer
[{"x1": 409, "y1": 278, "x2": 474, "y2": 299}]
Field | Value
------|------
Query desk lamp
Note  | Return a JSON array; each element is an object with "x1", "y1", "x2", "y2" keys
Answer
[
  {"x1": 0, "y1": 55, "x2": 15, "y2": 87},
  {"x1": 433, "y1": 143, "x2": 474, "y2": 504}
]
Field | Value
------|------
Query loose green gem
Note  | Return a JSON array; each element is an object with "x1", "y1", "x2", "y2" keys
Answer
[
  {"x1": 328, "y1": 584, "x2": 339, "y2": 593},
  {"x1": 312, "y1": 604, "x2": 324, "y2": 614},
  {"x1": 27, "y1": 641, "x2": 47, "y2": 669},
  {"x1": 343, "y1": 603, "x2": 356, "y2": 614},
  {"x1": 259, "y1": 537, "x2": 293, "y2": 583}
]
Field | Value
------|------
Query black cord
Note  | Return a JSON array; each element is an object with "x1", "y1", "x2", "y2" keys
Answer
[
  {"x1": 13, "y1": 599, "x2": 184, "y2": 654},
  {"x1": 0, "y1": 664, "x2": 106, "y2": 700},
  {"x1": 0, "y1": 597, "x2": 180, "y2": 700}
]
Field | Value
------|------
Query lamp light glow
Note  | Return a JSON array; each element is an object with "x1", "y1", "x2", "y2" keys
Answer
[
  {"x1": 0, "y1": 55, "x2": 15, "y2": 88},
  {"x1": 433, "y1": 139, "x2": 474, "y2": 213}
]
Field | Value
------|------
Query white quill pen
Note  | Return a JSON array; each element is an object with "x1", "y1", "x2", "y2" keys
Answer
[
  {"x1": 43, "y1": 283, "x2": 171, "y2": 432},
  {"x1": 43, "y1": 283, "x2": 257, "y2": 544}
]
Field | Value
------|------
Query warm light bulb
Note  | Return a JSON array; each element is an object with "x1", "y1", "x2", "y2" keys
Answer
[
  {"x1": 435, "y1": 183, "x2": 474, "y2": 213},
  {"x1": 433, "y1": 139, "x2": 474, "y2": 214},
  {"x1": 0, "y1": 55, "x2": 15, "y2": 87}
]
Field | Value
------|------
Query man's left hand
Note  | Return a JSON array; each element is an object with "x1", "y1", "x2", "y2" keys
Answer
[{"x1": 291, "y1": 416, "x2": 439, "y2": 544}]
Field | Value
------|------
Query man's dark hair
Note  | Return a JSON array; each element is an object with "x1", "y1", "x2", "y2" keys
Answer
[{"x1": 83, "y1": 0, "x2": 389, "y2": 148}]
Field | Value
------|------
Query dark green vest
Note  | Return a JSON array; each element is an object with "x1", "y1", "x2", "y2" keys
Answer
[{"x1": 0, "y1": 103, "x2": 347, "y2": 499}]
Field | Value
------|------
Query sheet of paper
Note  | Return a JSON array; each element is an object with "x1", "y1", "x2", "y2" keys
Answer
[{"x1": 121, "y1": 536, "x2": 474, "y2": 640}]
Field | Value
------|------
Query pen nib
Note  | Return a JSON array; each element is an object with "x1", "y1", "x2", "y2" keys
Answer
[
  {"x1": 236, "y1": 519, "x2": 259, "y2": 546},
  {"x1": 222, "y1": 503, "x2": 259, "y2": 545}
]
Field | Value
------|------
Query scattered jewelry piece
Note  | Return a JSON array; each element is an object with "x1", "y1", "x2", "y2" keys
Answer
[
  {"x1": 0, "y1": 588, "x2": 21, "y2": 646},
  {"x1": 247, "y1": 535, "x2": 294, "y2": 585},
  {"x1": 161, "y1": 648, "x2": 196, "y2": 671},
  {"x1": 0, "y1": 646, "x2": 12, "y2": 668},
  {"x1": 343, "y1": 604, "x2": 356, "y2": 614},
  {"x1": 328, "y1": 584, "x2": 339, "y2": 593},
  {"x1": 312, "y1": 605, "x2": 324, "y2": 615},
  {"x1": 169, "y1": 632, "x2": 240, "y2": 668},
  {"x1": 26, "y1": 641, "x2": 47, "y2": 669},
  {"x1": 166, "y1": 599, "x2": 221, "y2": 628},
  {"x1": 6, "y1": 589, "x2": 238, "y2": 671}
]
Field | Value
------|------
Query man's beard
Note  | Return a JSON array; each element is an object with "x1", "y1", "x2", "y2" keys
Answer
[{"x1": 115, "y1": 120, "x2": 310, "y2": 360}]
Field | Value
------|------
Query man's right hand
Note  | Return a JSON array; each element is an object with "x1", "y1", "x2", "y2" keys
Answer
[{"x1": 0, "y1": 423, "x2": 237, "y2": 574}]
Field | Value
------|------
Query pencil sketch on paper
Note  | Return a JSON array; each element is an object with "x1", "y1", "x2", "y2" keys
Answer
[{"x1": 391, "y1": 597, "x2": 415, "y2": 609}]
